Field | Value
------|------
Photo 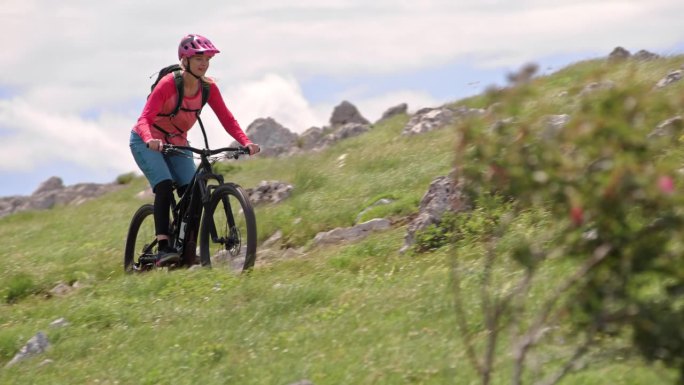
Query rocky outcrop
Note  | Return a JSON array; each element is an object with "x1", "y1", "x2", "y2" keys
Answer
[
  {"x1": 402, "y1": 105, "x2": 485, "y2": 136},
  {"x1": 298, "y1": 122, "x2": 371, "y2": 152},
  {"x1": 607, "y1": 47, "x2": 659, "y2": 62},
  {"x1": 579, "y1": 80, "x2": 615, "y2": 96},
  {"x1": 245, "y1": 181, "x2": 293, "y2": 205},
  {"x1": 655, "y1": 70, "x2": 682, "y2": 89},
  {"x1": 402, "y1": 107, "x2": 456, "y2": 135},
  {"x1": 313, "y1": 218, "x2": 391, "y2": 245},
  {"x1": 330, "y1": 100, "x2": 370, "y2": 126},
  {"x1": 377, "y1": 103, "x2": 408, "y2": 123},
  {"x1": 5, "y1": 332, "x2": 50, "y2": 368},
  {"x1": 400, "y1": 175, "x2": 469, "y2": 253},
  {"x1": 648, "y1": 116, "x2": 683, "y2": 138},
  {"x1": 355, "y1": 198, "x2": 394, "y2": 224},
  {"x1": 231, "y1": 101, "x2": 374, "y2": 157},
  {"x1": 244, "y1": 117, "x2": 298, "y2": 157},
  {"x1": 325, "y1": 123, "x2": 370, "y2": 143},
  {"x1": 541, "y1": 114, "x2": 571, "y2": 140},
  {"x1": 608, "y1": 46, "x2": 631, "y2": 62},
  {"x1": 507, "y1": 63, "x2": 539, "y2": 84},
  {"x1": 298, "y1": 127, "x2": 326, "y2": 151},
  {"x1": 0, "y1": 177, "x2": 122, "y2": 218},
  {"x1": 633, "y1": 49, "x2": 659, "y2": 61}
]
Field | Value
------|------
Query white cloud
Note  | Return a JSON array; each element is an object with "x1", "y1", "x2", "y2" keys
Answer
[
  {"x1": 219, "y1": 73, "x2": 326, "y2": 133},
  {"x1": 0, "y1": 0, "x2": 683, "y2": 195},
  {"x1": 0, "y1": 98, "x2": 136, "y2": 173}
]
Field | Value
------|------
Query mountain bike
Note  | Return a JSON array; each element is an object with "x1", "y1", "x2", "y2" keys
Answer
[{"x1": 124, "y1": 144, "x2": 257, "y2": 272}]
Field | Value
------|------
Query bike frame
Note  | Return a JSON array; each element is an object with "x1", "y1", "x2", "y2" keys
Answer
[{"x1": 164, "y1": 145, "x2": 247, "y2": 265}]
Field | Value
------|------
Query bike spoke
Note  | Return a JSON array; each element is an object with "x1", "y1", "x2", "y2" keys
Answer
[{"x1": 201, "y1": 185, "x2": 255, "y2": 270}]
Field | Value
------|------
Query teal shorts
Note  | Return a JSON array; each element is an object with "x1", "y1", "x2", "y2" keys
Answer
[{"x1": 129, "y1": 131, "x2": 196, "y2": 190}]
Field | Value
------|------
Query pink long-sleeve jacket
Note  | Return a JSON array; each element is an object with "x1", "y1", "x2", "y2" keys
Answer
[{"x1": 132, "y1": 73, "x2": 251, "y2": 147}]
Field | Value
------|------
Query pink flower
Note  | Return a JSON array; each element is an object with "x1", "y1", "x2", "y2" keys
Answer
[
  {"x1": 658, "y1": 176, "x2": 675, "y2": 195},
  {"x1": 570, "y1": 206, "x2": 584, "y2": 226}
]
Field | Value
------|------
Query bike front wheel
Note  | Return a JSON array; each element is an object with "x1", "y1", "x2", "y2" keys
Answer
[
  {"x1": 199, "y1": 183, "x2": 257, "y2": 271},
  {"x1": 124, "y1": 204, "x2": 157, "y2": 273}
]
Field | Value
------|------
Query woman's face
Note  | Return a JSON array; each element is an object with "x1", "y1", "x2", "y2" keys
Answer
[{"x1": 188, "y1": 54, "x2": 211, "y2": 76}]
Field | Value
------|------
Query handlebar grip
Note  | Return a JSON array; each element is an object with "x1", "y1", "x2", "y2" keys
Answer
[{"x1": 161, "y1": 144, "x2": 183, "y2": 156}]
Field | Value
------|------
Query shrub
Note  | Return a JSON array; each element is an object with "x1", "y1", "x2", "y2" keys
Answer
[
  {"x1": 115, "y1": 172, "x2": 136, "y2": 185},
  {"x1": 5, "y1": 272, "x2": 37, "y2": 304},
  {"x1": 452, "y1": 63, "x2": 684, "y2": 381}
]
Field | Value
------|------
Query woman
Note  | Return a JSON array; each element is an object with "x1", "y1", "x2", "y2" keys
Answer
[{"x1": 130, "y1": 34, "x2": 260, "y2": 266}]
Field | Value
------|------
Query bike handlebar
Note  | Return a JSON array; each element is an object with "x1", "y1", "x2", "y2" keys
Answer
[{"x1": 161, "y1": 144, "x2": 251, "y2": 159}]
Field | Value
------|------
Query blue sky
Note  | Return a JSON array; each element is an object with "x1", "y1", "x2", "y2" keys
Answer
[{"x1": 1, "y1": 0, "x2": 683, "y2": 196}]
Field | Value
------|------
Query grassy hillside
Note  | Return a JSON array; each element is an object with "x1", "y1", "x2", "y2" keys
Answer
[{"x1": 1, "y1": 54, "x2": 683, "y2": 384}]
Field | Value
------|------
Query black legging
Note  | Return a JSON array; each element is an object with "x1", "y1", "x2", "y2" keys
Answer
[
  {"x1": 153, "y1": 180, "x2": 190, "y2": 236},
  {"x1": 153, "y1": 179, "x2": 174, "y2": 236}
]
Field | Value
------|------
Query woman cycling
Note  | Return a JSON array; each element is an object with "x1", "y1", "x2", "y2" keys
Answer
[{"x1": 129, "y1": 34, "x2": 260, "y2": 266}]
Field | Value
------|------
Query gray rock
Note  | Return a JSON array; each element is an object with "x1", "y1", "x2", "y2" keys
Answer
[
  {"x1": 580, "y1": 81, "x2": 615, "y2": 96},
  {"x1": 541, "y1": 114, "x2": 571, "y2": 140},
  {"x1": 245, "y1": 117, "x2": 298, "y2": 148},
  {"x1": 401, "y1": 105, "x2": 485, "y2": 136},
  {"x1": 400, "y1": 176, "x2": 468, "y2": 253},
  {"x1": 262, "y1": 230, "x2": 283, "y2": 248},
  {"x1": 330, "y1": 101, "x2": 369, "y2": 126},
  {"x1": 298, "y1": 126, "x2": 325, "y2": 150},
  {"x1": 489, "y1": 117, "x2": 516, "y2": 134},
  {"x1": 648, "y1": 116, "x2": 683, "y2": 138},
  {"x1": 49, "y1": 318, "x2": 70, "y2": 328},
  {"x1": 655, "y1": 70, "x2": 682, "y2": 89},
  {"x1": 402, "y1": 107, "x2": 456, "y2": 135},
  {"x1": 245, "y1": 181, "x2": 293, "y2": 205},
  {"x1": 33, "y1": 176, "x2": 64, "y2": 195},
  {"x1": 450, "y1": 105, "x2": 486, "y2": 118},
  {"x1": 5, "y1": 332, "x2": 50, "y2": 368},
  {"x1": 38, "y1": 359, "x2": 54, "y2": 367},
  {"x1": 506, "y1": 62, "x2": 539, "y2": 84},
  {"x1": 377, "y1": 103, "x2": 408, "y2": 123},
  {"x1": 0, "y1": 177, "x2": 121, "y2": 218},
  {"x1": 608, "y1": 46, "x2": 631, "y2": 62},
  {"x1": 355, "y1": 198, "x2": 394, "y2": 224},
  {"x1": 49, "y1": 282, "x2": 74, "y2": 297},
  {"x1": 633, "y1": 49, "x2": 659, "y2": 61},
  {"x1": 241, "y1": 117, "x2": 298, "y2": 157},
  {"x1": 326, "y1": 123, "x2": 370, "y2": 142},
  {"x1": 313, "y1": 218, "x2": 391, "y2": 245}
]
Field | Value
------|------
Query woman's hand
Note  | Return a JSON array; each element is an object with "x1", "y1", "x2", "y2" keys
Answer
[
  {"x1": 146, "y1": 139, "x2": 163, "y2": 152},
  {"x1": 246, "y1": 143, "x2": 261, "y2": 155}
]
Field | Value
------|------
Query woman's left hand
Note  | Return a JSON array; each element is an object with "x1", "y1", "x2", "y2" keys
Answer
[{"x1": 246, "y1": 143, "x2": 261, "y2": 155}]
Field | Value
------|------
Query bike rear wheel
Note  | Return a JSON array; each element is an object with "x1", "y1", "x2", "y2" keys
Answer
[
  {"x1": 199, "y1": 184, "x2": 257, "y2": 271},
  {"x1": 124, "y1": 204, "x2": 158, "y2": 273}
]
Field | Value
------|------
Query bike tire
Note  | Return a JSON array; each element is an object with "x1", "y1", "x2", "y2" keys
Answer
[
  {"x1": 124, "y1": 204, "x2": 156, "y2": 273},
  {"x1": 199, "y1": 183, "x2": 257, "y2": 271}
]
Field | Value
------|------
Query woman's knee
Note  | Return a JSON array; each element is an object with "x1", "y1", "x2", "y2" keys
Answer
[{"x1": 154, "y1": 179, "x2": 174, "y2": 195}]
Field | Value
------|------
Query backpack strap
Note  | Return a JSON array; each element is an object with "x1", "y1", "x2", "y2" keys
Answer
[
  {"x1": 191, "y1": 80, "x2": 211, "y2": 148},
  {"x1": 200, "y1": 80, "x2": 210, "y2": 110},
  {"x1": 176, "y1": 80, "x2": 211, "y2": 114},
  {"x1": 157, "y1": 70, "x2": 185, "y2": 117},
  {"x1": 152, "y1": 123, "x2": 183, "y2": 142}
]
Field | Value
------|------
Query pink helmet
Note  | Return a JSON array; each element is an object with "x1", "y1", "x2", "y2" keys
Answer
[{"x1": 178, "y1": 34, "x2": 220, "y2": 60}]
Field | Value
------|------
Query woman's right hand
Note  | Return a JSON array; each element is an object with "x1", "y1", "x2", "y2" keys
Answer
[
  {"x1": 147, "y1": 139, "x2": 163, "y2": 152},
  {"x1": 246, "y1": 143, "x2": 261, "y2": 155}
]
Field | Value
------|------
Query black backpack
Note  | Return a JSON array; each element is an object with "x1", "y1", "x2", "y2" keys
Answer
[{"x1": 149, "y1": 64, "x2": 210, "y2": 117}]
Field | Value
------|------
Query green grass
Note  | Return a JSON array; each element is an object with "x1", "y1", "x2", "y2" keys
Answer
[{"x1": 1, "y1": 55, "x2": 682, "y2": 384}]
